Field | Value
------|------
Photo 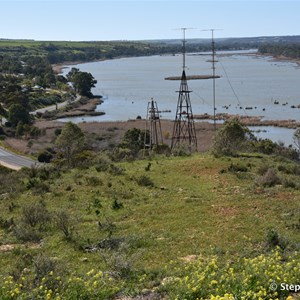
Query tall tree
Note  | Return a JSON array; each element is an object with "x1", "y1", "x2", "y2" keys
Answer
[
  {"x1": 55, "y1": 122, "x2": 85, "y2": 167},
  {"x1": 7, "y1": 104, "x2": 31, "y2": 127},
  {"x1": 67, "y1": 69, "x2": 97, "y2": 97}
]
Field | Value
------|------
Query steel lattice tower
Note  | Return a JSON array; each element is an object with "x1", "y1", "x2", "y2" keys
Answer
[
  {"x1": 145, "y1": 99, "x2": 163, "y2": 149},
  {"x1": 171, "y1": 28, "x2": 197, "y2": 151},
  {"x1": 171, "y1": 70, "x2": 197, "y2": 150}
]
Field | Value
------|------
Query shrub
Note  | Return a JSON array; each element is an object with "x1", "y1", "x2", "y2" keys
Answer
[
  {"x1": 99, "y1": 239, "x2": 140, "y2": 279},
  {"x1": 109, "y1": 147, "x2": 133, "y2": 162},
  {"x1": 33, "y1": 253, "x2": 57, "y2": 280},
  {"x1": 277, "y1": 163, "x2": 300, "y2": 175},
  {"x1": 253, "y1": 138, "x2": 276, "y2": 154},
  {"x1": 228, "y1": 163, "x2": 248, "y2": 173},
  {"x1": 74, "y1": 150, "x2": 95, "y2": 168},
  {"x1": 0, "y1": 217, "x2": 14, "y2": 230},
  {"x1": 109, "y1": 164, "x2": 125, "y2": 176},
  {"x1": 153, "y1": 144, "x2": 171, "y2": 155},
  {"x1": 85, "y1": 175, "x2": 103, "y2": 186},
  {"x1": 94, "y1": 154, "x2": 111, "y2": 172},
  {"x1": 212, "y1": 118, "x2": 254, "y2": 157},
  {"x1": 282, "y1": 177, "x2": 297, "y2": 189},
  {"x1": 21, "y1": 202, "x2": 50, "y2": 228},
  {"x1": 172, "y1": 144, "x2": 192, "y2": 157},
  {"x1": 55, "y1": 211, "x2": 73, "y2": 240},
  {"x1": 35, "y1": 181, "x2": 51, "y2": 194},
  {"x1": 257, "y1": 168, "x2": 281, "y2": 187},
  {"x1": 112, "y1": 198, "x2": 123, "y2": 210},
  {"x1": 13, "y1": 223, "x2": 42, "y2": 242},
  {"x1": 257, "y1": 163, "x2": 270, "y2": 176},
  {"x1": 136, "y1": 175, "x2": 154, "y2": 187},
  {"x1": 37, "y1": 149, "x2": 53, "y2": 163},
  {"x1": 274, "y1": 142, "x2": 299, "y2": 161},
  {"x1": 119, "y1": 128, "x2": 149, "y2": 154},
  {"x1": 54, "y1": 128, "x2": 62, "y2": 136},
  {"x1": 266, "y1": 228, "x2": 289, "y2": 249}
]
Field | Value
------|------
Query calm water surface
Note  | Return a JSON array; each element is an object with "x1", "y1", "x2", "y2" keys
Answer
[
  {"x1": 60, "y1": 51, "x2": 300, "y2": 145},
  {"x1": 61, "y1": 51, "x2": 300, "y2": 122}
]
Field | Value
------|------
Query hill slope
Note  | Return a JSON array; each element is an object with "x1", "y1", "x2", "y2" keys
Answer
[{"x1": 0, "y1": 153, "x2": 299, "y2": 299}]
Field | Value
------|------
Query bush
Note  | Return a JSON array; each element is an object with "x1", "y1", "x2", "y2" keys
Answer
[
  {"x1": 109, "y1": 164, "x2": 125, "y2": 176},
  {"x1": 256, "y1": 168, "x2": 281, "y2": 187},
  {"x1": 274, "y1": 142, "x2": 299, "y2": 161},
  {"x1": 212, "y1": 118, "x2": 254, "y2": 157},
  {"x1": 277, "y1": 163, "x2": 300, "y2": 175},
  {"x1": 54, "y1": 128, "x2": 62, "y2": 136},
  {"x1": 13, "y1": 223, "x2": 42, "y2": 242},
  {"x1": 266, "y1": 228, "x2": 289, "y2": 249},
  {"x1": 85, "y1": 176, "x2": 103, "y2": 186},
  {"x1": 21, "y1": 202, "x2": 50, "y2": 228},
  {"x1": 228, "y1": 163, "x2": 248, "y2": 173},
  {"x1": 282, "y1": 177, "x2": 298, "y2": 189},
  {"x1": 33, "y1": 253, "x2": 57, "y2": 280},
  {"x1": 26, "y1": 178, "x2": 51, "y2": 194},
  {"x1": 136, "y1": 175, "x2": 154, "y2": 187},
  {"x1": 112, "y1": 198, "x2": 123, "y2": 210},
  {"x1": 252, "y1": 138, "x2": 276, "y2": 154},
  {"x1": 94, "y1": 154, "x2": 111, "y2": 172},
  {"x1": 119, "y1": 128, "x2": 149, "y2": 154},
  {"x1": 55, "y1": 211, "x2": 73, "y2": 240},
  {"x1": 37, "y1": 149, "x2": 53, "y2": 163}
]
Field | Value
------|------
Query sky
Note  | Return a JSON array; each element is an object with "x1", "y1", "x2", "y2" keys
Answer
[{"x1": 1, "y1": 0, "x2": 300, "y2": 41}]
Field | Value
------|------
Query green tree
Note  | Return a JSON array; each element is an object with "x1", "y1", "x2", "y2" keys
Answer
[
  {"x1": 212, "y1": 118, "x2": 254, "y2": 157},
  {"x1": 67, "y1": 69, "x2": 97, "y2": 97},
  {"x1": 7, "y1": 104, "x2": 31, "y2": 127},
  {"x1": 66, "y1": 67, "x2": 80, "y2": 81},
  {"x1": 119, "y1": 128, "x2": 149, "y2": 154},
  {"x1": 55, "y1": 122, "x2": 86, "y2": 167}
]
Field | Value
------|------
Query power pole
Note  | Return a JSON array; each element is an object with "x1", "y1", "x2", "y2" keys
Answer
[
  {"x1": 145, "y1": 98, "x2": 163, "y2": 149},
  {"x1": 171, "y1": 28, "x2": 197, "y2": 151},
  {"x1": 201, "y1": 29, "x2": 222, "y2": 130}
]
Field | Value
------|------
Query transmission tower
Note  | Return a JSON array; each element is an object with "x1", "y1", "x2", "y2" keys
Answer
[
  {"x1": 171, "y1": 28, "x2": 197, "y2": 151},
  {"x1": 145, "y1": 98, "x2": 163, "y2": 149},
  {"x1": 201, "y1": 29, "x2": 222, "y2": 130}
]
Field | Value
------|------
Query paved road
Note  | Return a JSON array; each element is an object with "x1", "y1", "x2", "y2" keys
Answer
[
  {"x1": 0, "y1": 147, "x2": 37, "y2": 170},
  {"x1": 30, "y1": 94, "x2": 81, "y2": 115},
  {"x1": 0, "y1": 94, "x2": 80, "y2": 169}
]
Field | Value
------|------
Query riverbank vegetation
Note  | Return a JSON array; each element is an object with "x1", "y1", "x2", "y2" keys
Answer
[{"x1": 259, "y1": 43, "x2": 300, "y2": 60}]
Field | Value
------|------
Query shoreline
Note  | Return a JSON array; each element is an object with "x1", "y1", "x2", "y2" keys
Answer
[
  {"x1": 41, "y1": 97, "x2": 104, "y2": 119},
  {"x1": 52, "y1": 51, "x2": 300, "y2": 74},
  {"x1": 194, "y1": 113, "x2": 300, "y2": 129},
  {"x1": 51, "y1": 52, "x2": 300, "y2": 129}
]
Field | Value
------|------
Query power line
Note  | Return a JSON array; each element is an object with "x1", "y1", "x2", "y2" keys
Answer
[{"x1": 200, "y1": 29, "x2": 222, "y2": 130}]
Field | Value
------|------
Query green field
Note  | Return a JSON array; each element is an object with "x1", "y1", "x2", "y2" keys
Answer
[{"x1": 0, "y1": 152, "x2": 299, "y2": 299}]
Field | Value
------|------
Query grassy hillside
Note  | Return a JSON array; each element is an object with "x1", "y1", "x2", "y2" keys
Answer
[{"x1": 0, "y1": 152, "x2": 299, "y2": 299}]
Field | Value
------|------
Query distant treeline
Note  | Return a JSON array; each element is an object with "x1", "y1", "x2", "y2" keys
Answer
[
  {"x1": 258, "y1": 43, "x2": 300, "y2": 59},
  {"x1": 0, "y1": 41, "x2": 195, "y2": 65},
  {"x1": 2, "y1": 37, "x2": 300, "y2": 66}
]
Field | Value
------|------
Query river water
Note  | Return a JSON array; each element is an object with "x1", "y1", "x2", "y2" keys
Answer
[{"x1": 60, "y1": 51, "x2": 300, "y2": 145}]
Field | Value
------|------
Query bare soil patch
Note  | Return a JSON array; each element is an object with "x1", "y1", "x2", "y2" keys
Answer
[{"x1": 4, "y1": 119, "x2": 217, "y2": 156}]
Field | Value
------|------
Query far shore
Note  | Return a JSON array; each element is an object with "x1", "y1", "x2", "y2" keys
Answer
[
  {"x1": 194, "y1": 113, "x2": 300, "y2": 129},
  {"x1": 51, "y1": 52, "x2": 300, "y2": 129},
  {"x1": 52, "y1": 51, "x2": 300, "y2": 75}
]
